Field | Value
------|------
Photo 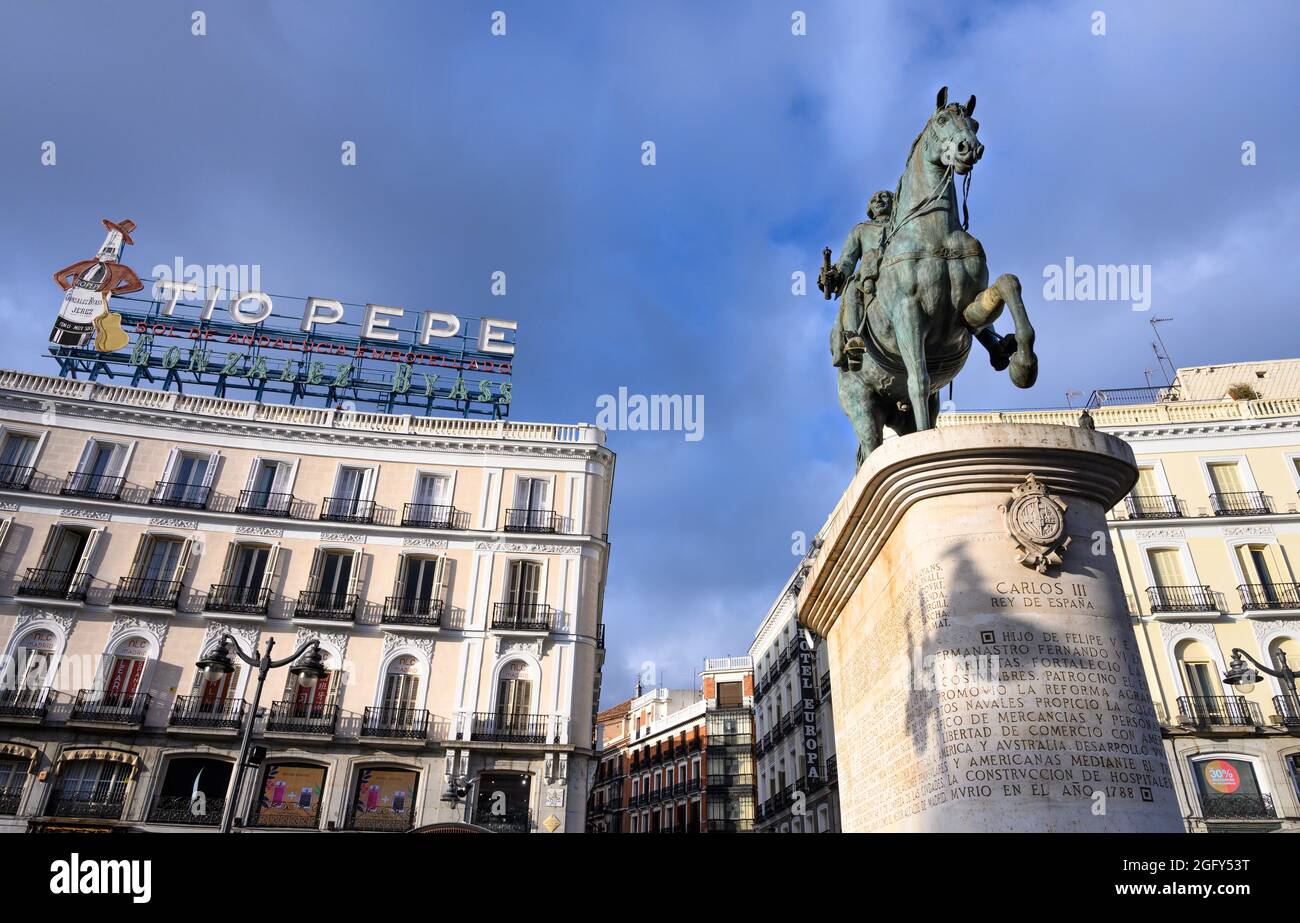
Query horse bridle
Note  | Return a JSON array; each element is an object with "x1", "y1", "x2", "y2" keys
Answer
[{"x1": 882, "y1": 111, "x2": 974, "y2": 253}]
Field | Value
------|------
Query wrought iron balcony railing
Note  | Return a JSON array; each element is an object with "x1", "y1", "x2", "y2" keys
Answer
[
  {"x1": 1210, "y1": 491, "x2": 1272, "y2": 516},
  {"x1": 1274, "y1": 695, "x2": 1300, "y2": 727},
  {"x1": 147, "y1": 794, "x2": 224, "y2": 826},
  {"x1": 0, "y1": 688, "x2": 49, "y2": 720},
  {"x1": 504, "y1": 508, "x2": 562, "y2": 533},
  {"x1": 1147, "y1": 584, "x2": 1216, "y2": 613},
  {"x1": 295, "y1": 589, "x2": 358, "y2": 621},
  {"x1": 61, "y1": 471, "x2": 125, "y2": 500},
  {"x1": 401, "y1": 503, "x2": 459, "y2": 529},
  {"x1": 1201, "y1": 792, "x2": 1276, "y2": 819},
  {"x1": 0, "y1": 463, "x2": 35, "y2": 490},
  {"x1": 149, "y1": 481, "x2": 212, "y2": 510},
  {"x1": 826, "y1": 754, "x2": 837, "y2": 783},
  {"x1": 361, "y1": 706, "x2": 430, "y2": 740},
  {"x1": 235, "y1": 489, "x2": 295, "y2": 517},
  {"x1": 491, "y1": 601, "x2": 554, "y2": 632},
  {"x1": 707, "y1": 818, "x2": 754, "y2": 833},
  {"x1": 44, "y1": 787, "x2": 127, "y2": 820},
  {"x1": 1238, "y1": 582, "x2": 1300, "y2": 611},
  {"x1": 113, "y1": 576, "x2": 182, "y2": 609},
  {"x1": 17, "y1": 567, "x2": 89, "y2": 601},
  {"x1": 169, "y1": 694, "x2": 246, "y2": 730},
  {"x1": 206, "y1": 583, "x2": 270, "y2": 615},
  {"x1": 0, "y1": 786, "x2": 23, "y2": 815},
  {"x1": 349, "y1": 808, "x2": 415, "y2": 832},
  {"x1": 1125, "y1": 493, "x2": 1184, "y2": 519},
  {"x1": 467, "y1": 711, "x2": 551, "y2": 743},
  {"x1": 381, "y1": 596, "x2": 444, "y2": 627},
  {"x1": 320, "y1": 496, "x2": 375, "y2": 524},
  {"x1": 1176, "y1": 695, "x2": 1262, "y2": 728},
  {"x1": 70, "y1": 690, "x2": 150, "y2": 724},
  {"x1": 266, "y1": 700, "x2": 339, "y2": 735},
  {"x1": 708, "y1": 773, "x2": 754, "y2": 789}
]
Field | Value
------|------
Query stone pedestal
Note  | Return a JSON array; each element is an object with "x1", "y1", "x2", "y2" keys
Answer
[{"x1": 798, "y1": 424, "x2": 1183, "y2": 832}]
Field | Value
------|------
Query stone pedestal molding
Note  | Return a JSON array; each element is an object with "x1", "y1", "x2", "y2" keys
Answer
[{"x1": 799, "y1": 423, "x2": 1184, "y2": 832}]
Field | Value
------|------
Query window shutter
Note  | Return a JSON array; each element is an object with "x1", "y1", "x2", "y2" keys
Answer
[
  {"x1": 33, "y1": 525, "x2": 62, "y2": 569},
  {"x1": 110, "y1": 442, "x2": 135, "y2": 478},
  {"x1": 201, "y1": 451, "x2": 221, "y2": 489},
  {"x1": 261, "y1": 543, "x2": 282, "y2": 592},
  {"x1": 347, "y1": 549, "x2": 364, "y2": 598},
  {"x1": 125, "y1": 535, "x2": 151, "y2": 580},
  {"x1": 1148, "y1": 549, "x2": 1185, "y2": 587},
  {"x1": 305, "y1": 547, "x2": 324, "y2": 591},
  {"x1": 0, "y1": 517, "x2": 11, "y2": 553},
  {"x1": 170, "y1": 538, "x2": 194, "y2": 586},
  {"x1": 272, "y1": 460, "x2": 296, "y2": 496},
  {"x1": 218, "y1": 541, "x2": 238, "y2": 584},
  {"x1": 244, "y1": 458, "x2": 263, "y2": 492},
  {"x1": 157, "y1": 448, "x2": 180, "y2": 498},
  {"x1": 1135, "y1": 467, "x2": 1159, "y2": 496},
  {"x1": 431, "y1": 555, "x2": 446, "y2": 605},
  {"x1": 73, "y1": 439, "x2": 96, "y2": 475},
  {"x1": 1208, "y1": 463, "x2": 1244, "y2": 495},
  {"x1": 511, "y1": 477, "x2": 530, "y2": 511},
  {"x1": 74, "y1": 527, "x2": 105, "y2": 577}
]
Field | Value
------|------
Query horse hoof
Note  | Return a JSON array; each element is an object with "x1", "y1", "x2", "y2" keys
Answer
[
  {"x1": 1010, "y1": 352, "x2": 1038, "y2": 389},
  {"x1": 988, "y1": 333, "x2": 1017, "y2": 371}
]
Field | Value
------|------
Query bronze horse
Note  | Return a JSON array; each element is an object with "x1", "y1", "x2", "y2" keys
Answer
[{"x1": 832, "y1": 87, "x2": 1038, "y2": 462}]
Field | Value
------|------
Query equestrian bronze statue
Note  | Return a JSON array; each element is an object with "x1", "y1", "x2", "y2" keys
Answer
[{"x1": 819, "y1": 87, "x2": 1038, "y2": 464}]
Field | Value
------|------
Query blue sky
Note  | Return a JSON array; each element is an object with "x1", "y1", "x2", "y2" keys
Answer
[{"x1": 1, "y1": 1, "x2": 1297, "y2": 706}]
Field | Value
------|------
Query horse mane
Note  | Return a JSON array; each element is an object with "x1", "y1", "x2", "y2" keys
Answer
[{"x1": 891, "y1": 117, "x2": 933, "y2": 226}]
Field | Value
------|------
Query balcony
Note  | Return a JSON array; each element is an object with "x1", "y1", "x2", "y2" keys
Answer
[
  {"x1": 1210, "y1": 491, "x2": 1272, "y2": 516},
  {"x1": 169, "y1": 695, "x2": 246, "y2": 731},
  {"x1": 0, "y1": 688, "x2": 49, "y2": 723},
  {"x1": 1202, "y1": 792, "x2": 1277, "y2": 820},
  {"x1": 708, "y1": 773, "x2": 754, "y2": 790},
  {"x1": 44, "y1": 787, "x2": 127, "y2": 821},
  {"x1": 205, "y1": 583, "x2": 270, "y2": 616},
  {"x1": 148, "y1": 481, "x2": 212, "y2": 510},
  {"x1": 113, "y1": 576, "x2": 181, "y2": 610},
  {"x1": 826, "y1": 754, "x2": 838, "y2": 784},
  {"x1": 707, "y1": 819, "x2": 753, "y2": 833},
  {"x1": 381, "y1": 596, "x2": 443, "y2": 628},
  {"x1": 235, "y1": 489, "x2": 295, "y2": 517},
  {"x1": 467, "y1": 711, "x2": 551, "y2": 744},
  {"x1": 471, "y1": 808, "x2": 532, "y2": 834},
  {"x1": 349, "y1": 808, "x2": 415, "y2": 832},
  {"x1": 295, "y1": 589, "x2": 358, "y2": 622},
  {"x1": 0, "y1": 462, "x2": 35, "y2": 491},
  {"x1": 1125, "y1": 493, "x2": 1184, "y2": 519},
  {"x1": 265, "y1": 700, "x2": 338, "y2": 736},
  {"x1": 69, "y1": 690, "x2": 150, "y2": 726},
  {"x1": 1176, "y1": 695, "x2": 1262, "y2": 728},
  {"x1": 361, "y1": 706, "x2": 429, "y2": 741},
  {"x1": 1238, "y1": 582, "x2": 1300, "y2": 611},
  {"x1": 401, "y1": 503, "x2": 459, "y2": 529},
  {"x1": 320, "y1": 496, "x2": 375, "y2": 524},
  {"x1": 147, "y1": 794, "x2": 224, "y2": 826},
  {"x1": 1147, "y1": 584, "x2": 1216, "y2": 613},
  {"x1": 1274, "y1": 695, "x2": 1300, "y2": 727},
  {"x1": 504, "y1": 508, "x2": 562, "y2": 534},
  {"x1": 61, "y1": 471, "x2": 125, "y2": 501},
  {"x1": 17, "y1": 567, "x2": 90, "y2": 602},
  {"x1": 0, "y1": 786, "x2": 23, "y2": 815},
  {"x1": 491, "y1": 601, "x2": 554, "y2": 632}
]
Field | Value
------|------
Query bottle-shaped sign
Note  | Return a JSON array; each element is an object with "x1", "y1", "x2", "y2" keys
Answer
[{"x1": 50, "y1": 218, "x2": 142, "y2": 350}]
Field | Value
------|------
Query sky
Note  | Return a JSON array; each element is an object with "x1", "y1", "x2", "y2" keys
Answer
[{"x1": 1, "y1": 0, "x2": 1297, "y2": 707}]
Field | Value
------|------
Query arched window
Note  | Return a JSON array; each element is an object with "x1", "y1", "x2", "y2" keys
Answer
[
  {"x1": 349, "y1": 765, "x2": 419, "y2": 832},
  {"x1": 7, "y1": 628, "x2": 58, "y2": 707},
  {"x1": 187, "y1": 641, "x2": 243, "y2": 716},
  {"x1": 496, "y1": 660, "x2": 534, "y2": 720},
  {"x1": 49, "y1": 757, "x2": 133, "y2": 820},
  {"x1": 148, "y1": 756, "x2": 233, "y2": 826}
]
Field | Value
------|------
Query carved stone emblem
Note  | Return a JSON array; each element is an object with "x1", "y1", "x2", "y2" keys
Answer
[{"x1": 1000, "y1": 474, "x2": 1069, "y2": 573}]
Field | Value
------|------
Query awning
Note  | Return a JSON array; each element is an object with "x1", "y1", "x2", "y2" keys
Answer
[
  {"x1": 0, "y1": 742, "x2": 38, "y2": 771},
  {"x1": 55, "y1": 748, "x2": 140, "y2": 777}
]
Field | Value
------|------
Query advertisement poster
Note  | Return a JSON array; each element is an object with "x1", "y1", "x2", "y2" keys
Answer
[
  {"x1": 352, "y1": 768, "x2": 417, "y2": 828},
  {"x1": 255, "y1": 763, "x2": 326, "y2": 828}
]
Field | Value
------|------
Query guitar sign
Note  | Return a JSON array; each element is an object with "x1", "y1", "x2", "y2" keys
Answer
[{"x1": 51, "y1": 218, "x2": 142, "y2": 351}]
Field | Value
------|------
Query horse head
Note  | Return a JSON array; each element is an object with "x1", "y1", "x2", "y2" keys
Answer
[{"x1": 924, "y1": 87, "x2": 983, "y2": 175}]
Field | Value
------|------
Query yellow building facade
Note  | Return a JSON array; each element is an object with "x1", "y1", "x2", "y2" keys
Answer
[{"x1": 944, "y1": 358, "x2": 1300, "y2": 831}]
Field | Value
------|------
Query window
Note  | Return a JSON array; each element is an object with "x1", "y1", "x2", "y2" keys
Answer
[
  {"x1": 50, "y1": 759, "x2": 132, "y2": 817},
  {"x1": 240, "y1": 458, "x2": 295, "y2": 514},
  {"x1": 302, "y1": 547, "x2": 361, "y2": 617},
  {"x1": 1207, "y1": 461, "x2": 1245, "y2": 495},
  {"x1": 496, "y1": 661, "x2": 534, "y2": 721},
  {"x1": 155, "y1": 448, "x2": 219, "y2": 507},
  {"x1": 189, "y1": 644, "x2": 241, "y2": 713},
  {"x1": 324, "y1": 466, "x2": 376, "y2": 522},
  {"x1": 350, "y1": 767, "x2": 418, "y2": 831},
  {"x1": 0, "y1": 758, "x2": 28, "y2": 814},
  {"x1": 472, "y1": 771, "x2": 531, "y2": 832},
  {"x1": 23, "y1": 525, "x2": 100, "y2": 598},
  {"x1": 379, "y1": 656, "x2": 422, "y2": 720},
  {"x1": 253, "y1": 763, "x2": 326, "y2": 829},
  {"x1": 148, "y1": 757, "x2": 232, "y2": 826},
  {"x1": 717, "y1": 680, "x2": 743, "y2": 708},
  {"x1": 1236, "y1": 544, "x2": 1286, "y2": 608},
  {"x1": 67, "y1": 439, "x2": 130, "y2": 498},
  {"x1": 279, "y1": 651, "x2": 337, "y2": 717},
  {"x1": 1191, "y1": 757, "x2": 1274, "y2": 821},
  {"x1": 507, "y1": 476, "x2": 553, "y2": 531},
  {"x1": 506, "y1": 559, "x2": 541, "y2": 607},
  {"x1": 6, "y1": 629, "x2": 57, "y2": 705},
  {"x1": 393, "y1": 555, "x2": 445, "y2": 616},
  {"x1": 407, "y1": 473, "x2": 453, "y2": 526},
  {"x1": 120, "y1": 534, "x2": 191, "y2": 606},
  {"x1": 100, "y1": 636, "x2": 150, "y2": 707},
  {"x1": 0, "y1": 431, "x2": 39, "y2": 488},
  {"x1": 211, "y1": 542, "x2": 278, "y2": 611}
]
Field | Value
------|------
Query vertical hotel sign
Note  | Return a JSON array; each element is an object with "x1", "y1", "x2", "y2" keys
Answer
[{"x1": 797, "y1": 632, "x2": 821, "y2": 785}]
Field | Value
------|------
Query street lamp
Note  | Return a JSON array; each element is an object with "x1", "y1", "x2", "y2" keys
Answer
[
  {"x1": 1222, "y1": 647, "x2": 1299, "y2": 699},
  {"x1": 196, "y1": 634, "x2": 327, "y2": 833}
]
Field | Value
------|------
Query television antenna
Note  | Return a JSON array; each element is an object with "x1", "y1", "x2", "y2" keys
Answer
[{"x1": 1150, "y1": 317, "x2": 1177, "y2": 385}]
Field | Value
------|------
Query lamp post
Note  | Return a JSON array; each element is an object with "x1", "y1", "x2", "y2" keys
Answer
[
  {"x1": 195, "y1": 635, "x2": 327, "y2": 833},
  {"x1": 1222, "y1": 647, "x2": 1300, "y2": 701}
]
